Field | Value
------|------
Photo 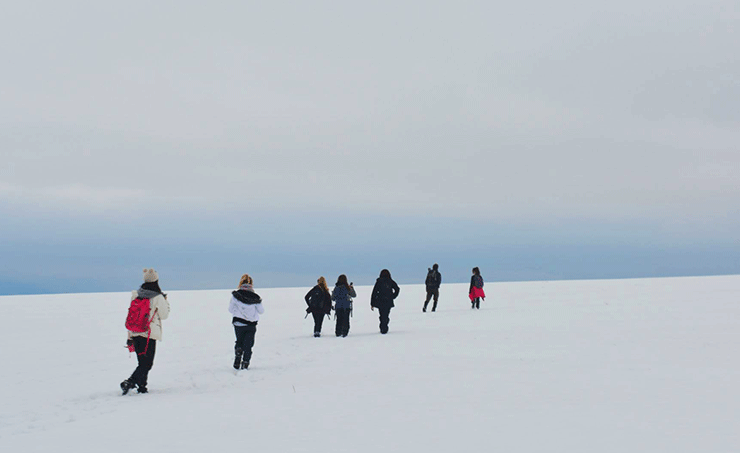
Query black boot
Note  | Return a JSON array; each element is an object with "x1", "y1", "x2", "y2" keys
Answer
[
  {"x1": 120, "y1": 380, "x2": 135, "y2": 395},
  {"x1": 233, "y1": 349, "x2": 243, "y2": 370},
  {"x1": 137, "y1": 386, "x2": 148, "y2": 394}
]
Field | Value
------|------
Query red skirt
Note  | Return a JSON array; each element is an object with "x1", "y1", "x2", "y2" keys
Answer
[{"x1": 469, "y1": 287, "x2": 486, "y2": 301}]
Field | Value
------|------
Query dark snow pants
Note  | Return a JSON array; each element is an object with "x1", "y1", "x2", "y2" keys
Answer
[
  {"x1": 378, "y1": 307, "x2": 392, "y2": 334},
  {"x1": 424, "y1": 288, "x2": 439, "y2": 311},
  {"x1": 335, "y1": 308, "x2": 351, "y2": 336},
  {"x1": 312, "y1": 311, "x2": 326, "y2": 334},
  {"x1": 234, "y1": 323, "x2": 257, "y2": 364},
  {"x1": 129, "y1": 337, "x2": 156, "y2": 388}
]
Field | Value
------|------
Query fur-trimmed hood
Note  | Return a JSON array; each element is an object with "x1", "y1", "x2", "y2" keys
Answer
[{"x1": 232, "y1": 289, "x2": 262, "y2": 305}]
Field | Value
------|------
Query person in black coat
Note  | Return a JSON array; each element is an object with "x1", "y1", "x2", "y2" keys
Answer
[
  {"x1": 423, "y1": 263, "x2": 441, "y2": 312},
  {"x1": 370, "y1": 269, "x2": 400, "y2": 334},
  {"x1": 305, "y1": 276, "x2": 332, "y2": 337}
]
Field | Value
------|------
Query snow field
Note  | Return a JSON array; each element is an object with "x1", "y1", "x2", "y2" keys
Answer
[{"x1": 0, "y1": 276, "x2": 738, "y2": 452}]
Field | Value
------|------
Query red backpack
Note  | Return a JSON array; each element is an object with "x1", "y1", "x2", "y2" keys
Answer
[
  {"x1": 125, "y1": 298, "x2": 157, "y2": 355},
  {"x1": 126, "y1": 297, "x2": 152, "y2": 332}
]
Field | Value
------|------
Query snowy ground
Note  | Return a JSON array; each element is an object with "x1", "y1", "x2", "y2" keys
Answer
[{"x1": 0, "y1": 275, "x2": 738, "y2": 452}]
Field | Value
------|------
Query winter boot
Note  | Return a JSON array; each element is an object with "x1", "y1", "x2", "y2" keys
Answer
[
  {"x1": 314, "y1": 331, "x2": 321, "y2": 337},
  {"x1": 137, "y1": 386, "x2": 148, "y2": 394},
  {"x1": 241, "y1": 360, "x2": 249, "y2": 370},
  {"x1": 233, "y1": 348, "x2": 243, "y2": 370},
  {"x1": 120, "y1": 380, "x2": 135, "y2": 396}
]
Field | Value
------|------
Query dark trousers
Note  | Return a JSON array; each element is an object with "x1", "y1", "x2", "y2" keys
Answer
[
  {"x1": 312, "y1": 311, "x2": 326, "y2": 333},
  {"x1": 129, "y1": 336, "x2": 156, "y2": 388},
  {"x1": 378, "y1": 307, "x2": 392, "y2": 334},
  {"x1": 424, "y1": 288, "x2": 439, "y2": 311},
  {"x1": 234, "y1": 323, "x2": 257, "y2": 364},
  {"x1": 472, "y1": 297, "x2": 481, "y2": 309},
  {"x1": 335, "y1": 308, "x2": 351, "y2": 336}
]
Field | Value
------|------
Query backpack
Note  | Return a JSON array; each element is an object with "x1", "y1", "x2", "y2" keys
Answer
[
  {"x1": 308, "y1": 288, "x2": 325, "y2": 309},
  {"x1": 472, "y1": 275, "x2": 484, "y2": 289},
  {"x1": 125, "y1": 297, "x2": 152, "y2": 332},
  {"x1": 125, "y1": 297, "x2": 158, "y2": 356},
  {"x1": 426, "y1": 269, "x2": 440, "y2": 287}
]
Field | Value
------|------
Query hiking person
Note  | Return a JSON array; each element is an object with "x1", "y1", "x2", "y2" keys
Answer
[
  {"x1": 469, "y1": 267, "x2": 485, "y2": 309},
  {"x1": 423, "y1": 263, "x2": 441, "y2": 312},
  {"x1": 332, "y1": 274, "x2": 356, "y2": 337},
  {"x1": 305, "y1": 276, "x2": 332, "y2": 337},
  {"x1": 121, "y1": 268, "x2": 170, "y2": 395},
  {"x1": 370, "y1": 269, "x2": 400, "y2": 334},
  {"x1": 228, "y1": 274, "x2": 264, "y2": 370}
]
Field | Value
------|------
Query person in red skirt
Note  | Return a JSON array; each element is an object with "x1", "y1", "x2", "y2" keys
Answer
[{"x1": 469, "y1": 267, "x2": 485, "y2": 309}]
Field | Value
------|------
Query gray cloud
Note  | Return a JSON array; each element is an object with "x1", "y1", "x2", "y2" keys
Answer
[{"x1": 1, "y1": 1, "x2": 739, "y2": 294}]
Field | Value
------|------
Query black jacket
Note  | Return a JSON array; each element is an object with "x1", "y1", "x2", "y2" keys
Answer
[
  {"x1": 371, "y1": 276, "x2": 400, "y2": 309},
  {"x1": 305, "y1": 285, "x2": 332, "y2": 314},
  {"x1": 425, "y1": 269, "x2": 441, "y2": 289}
]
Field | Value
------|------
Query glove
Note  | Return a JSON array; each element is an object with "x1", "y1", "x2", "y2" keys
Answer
[{"x1": 126, "y1": 339, "x2": 134, "y2": 352}]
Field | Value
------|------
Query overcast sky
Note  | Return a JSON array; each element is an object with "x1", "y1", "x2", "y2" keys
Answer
[{"x1": 1, "y1": 1, "x2": 738, "y2": 294}]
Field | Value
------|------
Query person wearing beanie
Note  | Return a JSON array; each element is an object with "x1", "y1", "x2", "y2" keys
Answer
[
  {"x1": 305, "y1": 276, "x2": 332, "y2": 337},
  {"x1": 228, "y1": 274, "x2": 264, "y2": 370},
  {"x1": 423, "y1": 263, "x2": 441, "y2": 312},
  {"x1": 469, "y1": 267, "x2": 486, "y2": 309},
  {"x1": 121, "y1": 268, "x2": 171, "y2": 395},
  {"x1": 370, "y1": 269, "x2": 400, "y2": 334}
]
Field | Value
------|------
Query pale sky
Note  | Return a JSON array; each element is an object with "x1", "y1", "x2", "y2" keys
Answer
[{"x1": 1, "y1": 1, "x2": 738, "y2": 294}]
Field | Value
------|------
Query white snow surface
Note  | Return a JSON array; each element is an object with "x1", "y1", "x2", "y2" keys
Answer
[{"x1": 0, "y1": 276, "x2": 738, "y2": 452}]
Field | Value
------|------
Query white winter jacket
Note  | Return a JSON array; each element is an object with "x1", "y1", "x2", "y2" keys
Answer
[
  {"x1": 128, "y1": 290, "x2": 170, "y2": 341},
  {"x1": 229, "y1": 291, "x2": 264, "y2": 324}
]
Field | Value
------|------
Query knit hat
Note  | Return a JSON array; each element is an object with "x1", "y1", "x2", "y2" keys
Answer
[{"x1": 143, "y1": 268, "x2": 159, "y2": 283}]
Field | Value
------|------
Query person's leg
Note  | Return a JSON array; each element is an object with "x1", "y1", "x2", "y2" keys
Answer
[
  {"x1": 312, "y1": 311, "x2": 324, "y2": 336},
  {"x1": 476, "y1": 297, "x2": 481, "y2": 309},
  {"x1": 130, "y1": 337, "x2": 156, "y2": 391},
  {"x1": 241, "y1": 324, "x2": 257, "y2": 368},
  {"x1": 423, "y1": 290, "x2": 432, "y2": 312},
  {"x1": 233, "y1": 325, "x2": 248, "y2": 369},
  {"x1": 335, "y1": 309, "x2": 343, "y2": 336},
  {"x1": 379, "y1": 307, "x2": 390, "y2": 334},
  {"x1": 432, "y1": 289, "x2": 439, "y2": 311}
]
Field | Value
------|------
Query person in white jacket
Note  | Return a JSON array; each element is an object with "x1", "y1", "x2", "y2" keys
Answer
[
  {"x1": 121, "y1": 268, "x2": 170, "y2": 395},
  {"x1": 228, "y1": 274, "x2": 264, "y2": 370}
]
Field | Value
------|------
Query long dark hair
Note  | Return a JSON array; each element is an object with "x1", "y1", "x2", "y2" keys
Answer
[
  {"x1": 141, "y1": 281, "x2": 164, "y2": 294},
  {"x1": 472, "y1": 267, "x2": 480, "y2": 276},
  {"x1": 336, "y1": 274, "x2": 350, "y2": 288}
]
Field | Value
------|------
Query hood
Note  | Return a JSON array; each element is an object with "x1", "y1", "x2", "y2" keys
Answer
[
  {"x1": 137, "y1": 288, "x2": 163, "y2": 299},
  {"x1": 232, "y1": 289, "x2": 262, "y2": 305}
]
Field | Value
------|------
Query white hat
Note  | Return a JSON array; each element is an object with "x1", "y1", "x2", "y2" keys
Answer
[{"x1": 143, "y1": 268, "x2": 159, "y2": 283}]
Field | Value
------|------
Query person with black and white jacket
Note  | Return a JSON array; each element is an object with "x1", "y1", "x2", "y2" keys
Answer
[
  {"x1": 228, "y1": 274, "x2": 264, "y2": 370},
  {"x1": 121, "y1": 268, "x2": 170, "y2": 395}
]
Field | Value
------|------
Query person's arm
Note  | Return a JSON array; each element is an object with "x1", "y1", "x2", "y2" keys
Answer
[
  {"x1": 469, "y1": 276, "x2": 474, "y2": 293},
  {"x1": 157, "y1": 295, "x2": 170, "y2": 320},
  {"x1": 393, "y1": 282, "x2": 400, "y2": 299},
  {"x1": 256, "y1": 302, "x2": 265, "y2": 315},
  {"x1": 349, "y1": 286, "x2": 357, "y2": 298}
]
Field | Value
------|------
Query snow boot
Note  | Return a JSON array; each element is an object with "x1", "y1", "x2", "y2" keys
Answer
[
  {"x1": 137, "y1": 386, "x2": 148, "y2": 394},
  {"x1": 120, "y1": 380, "x2": 135, "y2": 396},
  {"x1": 233, "y1": 348, "x2": 243, "y2": 370},
  {"x1": 241, "y1": 360, "x2": 249, "y2": 370},
  {"x1": 314, "y1": 331, "x2": 320, "y2": 337}
]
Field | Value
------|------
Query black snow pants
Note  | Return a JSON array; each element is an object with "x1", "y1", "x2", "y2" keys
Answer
[
  {"x1": 234, "y1": 323, "x2": 257, "y2": 365},
  {"x1": 378, "y1": 306, "x2": 392, "y2": 334},
  {"x1": 423, "y1": 288, "x2": 439, "y2": 311},
  {"x1": 335, "y1": 308, "x2": 351, "y2": 336},
  {"x1": 129, "y1": 336, "x2": 156, "y2": 388},
  {"x1": 312, "y1": 311, "x2": 326, "y2": 334}
]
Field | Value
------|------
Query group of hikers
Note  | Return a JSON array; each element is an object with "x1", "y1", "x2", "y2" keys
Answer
[{"x1": 120, "y1": 265, "x2": 486, "y2": 395}]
